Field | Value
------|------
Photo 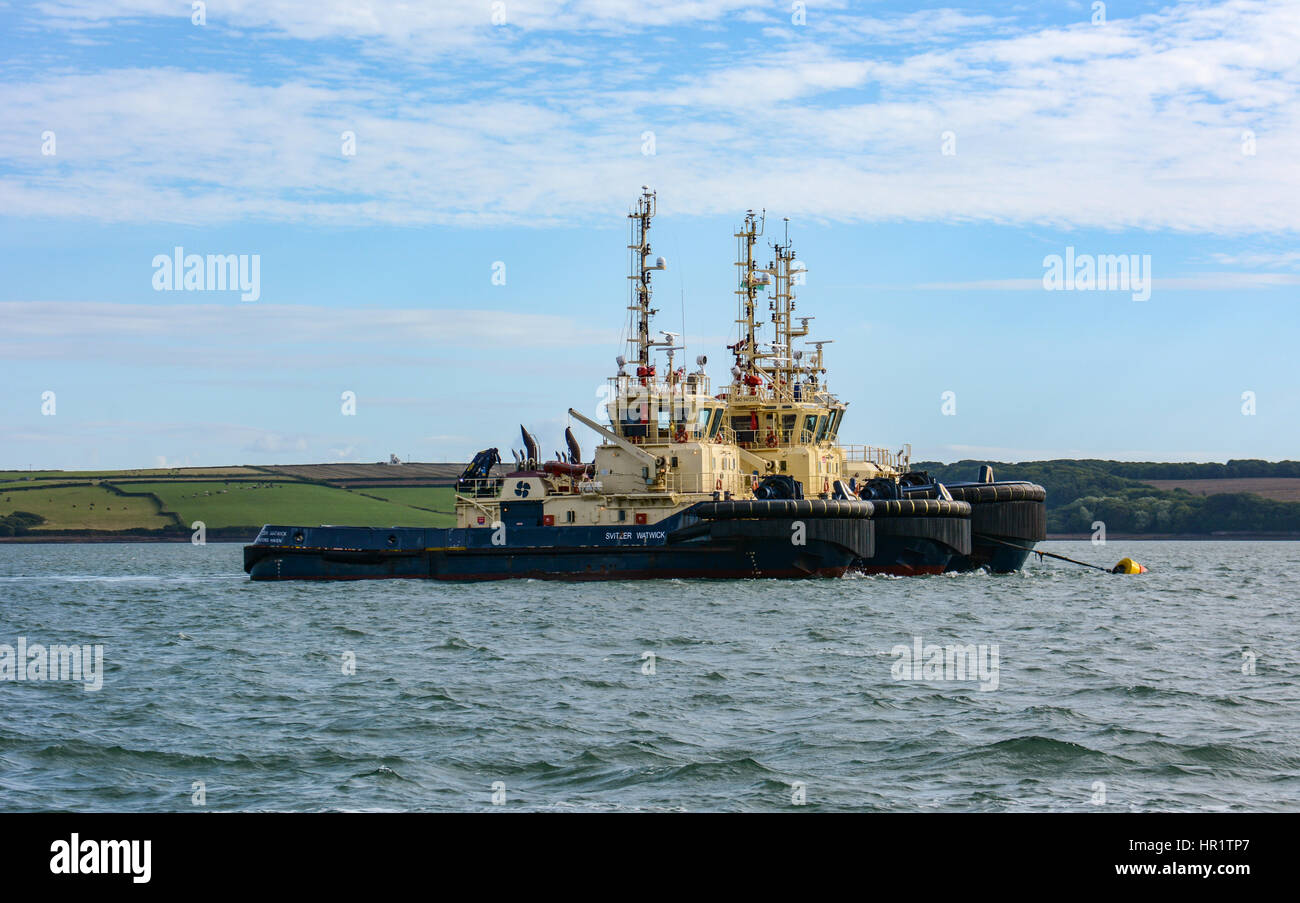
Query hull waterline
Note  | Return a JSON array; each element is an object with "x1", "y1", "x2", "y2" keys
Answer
[{"x1": 243, "y1": 507, "x2": 873, "y2": 582}]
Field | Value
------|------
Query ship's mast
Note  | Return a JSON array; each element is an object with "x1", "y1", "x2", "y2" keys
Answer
[
  {"x1": 769, "y1": 220, "x2": 792, "y2": 398},
  {"x1": 732, "y1": 210, "x2": 766, "y2": 385},
  {"x1": 627, "y1": 186, "x2": 667, "y2": 373},
  {"x1": 728, "y1": 211, "x2": 836, "y2": 405},
  {"x1": 769, "y1": 218, "x2": 817, "y2": 397}
]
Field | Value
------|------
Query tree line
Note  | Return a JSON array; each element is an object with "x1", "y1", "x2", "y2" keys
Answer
[{"x1": 914, "y1": 460, "x2": 1300, "y2": 535}]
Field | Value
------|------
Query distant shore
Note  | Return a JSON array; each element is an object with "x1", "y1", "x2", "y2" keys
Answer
[
  {"x1": 1046, "y1": 532, "x2": 1300, "y2": 541},
  {"x1": 3, "y1": 531, "x2": 1298, "y2": 544},
  {"x1": 0, "y1": 530, "x2": 257, "y2": 544}
]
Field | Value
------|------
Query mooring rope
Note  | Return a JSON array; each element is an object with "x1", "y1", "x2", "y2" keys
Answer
[{"x1": 977, "y1": 534, "x2": 1121, "y2": 573}]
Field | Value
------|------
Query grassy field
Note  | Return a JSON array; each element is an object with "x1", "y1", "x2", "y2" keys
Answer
[
  {"x1": 352, "y1": 486, "x2": 457, "y2": 512},
  {"x1": 126, "y1": 481, "x2": 455, "y2": 528},
  {"x1": 0, "y1": 484, "x2": 173, "y2": 531},
  {"x1": 5, "y1": 460, "x2": 1299, "y2": 538},
  {"x1": 254, "y1": 463, "x2": 462, "y2": 484},
  {"x1": 1143, "y1": 478, "x2": 1300, "y2": 502},
  {"x1": 1, "y1": 477, "x2": 458, "y2": 533},
  {"x1": 0, "y1": 463, "x2": 464, "y2": 536},
  {"x1": 0, "y1": 466, "x2": 262, "y2": 481}
]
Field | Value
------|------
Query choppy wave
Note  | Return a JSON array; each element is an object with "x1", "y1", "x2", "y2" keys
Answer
[{"x1": 1, "y1": 540, "x2": 1298, "y2": 811}]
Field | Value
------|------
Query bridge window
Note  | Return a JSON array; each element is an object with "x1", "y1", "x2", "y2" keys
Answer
[{"x1": 828, "y1": 409, "x2": 843, "y2": 438}]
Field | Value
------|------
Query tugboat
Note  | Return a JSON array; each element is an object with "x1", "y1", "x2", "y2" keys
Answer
[
  {"x1": 715, "y1": 212, "x2": 973, "y2": 575},
  {"x1": 713, "y1": 211, "x2": 1045, "y2": 574},
  {"x1": 243, "y1": 189, "x2": 879, "y2": 581},
  {"x1": 901, "y1": 465, "x2": 1047, "y2": 573}
]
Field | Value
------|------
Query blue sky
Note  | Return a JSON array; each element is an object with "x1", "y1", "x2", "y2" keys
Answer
[{"x1": 1, "y1": 0, "x2": 1297, "y2": 470}]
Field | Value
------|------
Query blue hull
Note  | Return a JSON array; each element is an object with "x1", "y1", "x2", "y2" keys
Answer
[
  {"x1": 243, "y1": 513, "x2": 868, "y2": 581},
  {"x1": 854, "y1": 535, "x2": 956, "y2": 576},
  {"x1": 242, "y1": 499, "x2": 985, "y2": 581},
  {"x1": 851, "y1": 501, "x2": 973, "y2": 575},
  {"x1": 947, "y1": 539, "x2": 1036, "y2": 574}
]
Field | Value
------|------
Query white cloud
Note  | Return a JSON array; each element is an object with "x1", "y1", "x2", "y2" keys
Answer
[
  {"x1": 0, "y1": 301, "x2": 617, "y2": 354},
  {"x1": 914, "y1": 274, "x2": 1300, "y2": 290},
  {"x1": 242, "y1": 432, "x2": 309, "y2": 454},
  {"x1": 824, "y1": 8, "x2": 1001, "y2": 43},
  {"x1": 33, "y1": 0, "x2": 773, "y2": 44},
  {"x1": 1210, "y1": 250, "x2": 1300, "y2": 269},
  {"x1": 2, "y1": 0, "x2": 1297, "y2": 232}
]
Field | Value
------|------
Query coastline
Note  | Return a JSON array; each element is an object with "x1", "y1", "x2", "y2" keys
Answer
[
  {"x1": 3, "y1": 531, "x2": 1298, "y2": 544},
  {"x1": 1046, "y1": 532, "x2": 1300, "y2": 541},
  {"x1": 0, "y1": 530, "x2": 257, "y2": 544}
]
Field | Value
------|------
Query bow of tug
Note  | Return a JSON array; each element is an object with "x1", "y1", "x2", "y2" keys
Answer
[{"x1": 941, "y1": 481, "x2": 1048, "y2": 573}]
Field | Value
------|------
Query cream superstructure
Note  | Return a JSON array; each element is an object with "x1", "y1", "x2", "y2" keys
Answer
[
  {"x1": 718, "y1": 211, "x2": 907, "y2": 497},
  {"x1": 453, "y1": 188, "x2": 749, "y2": 529}
]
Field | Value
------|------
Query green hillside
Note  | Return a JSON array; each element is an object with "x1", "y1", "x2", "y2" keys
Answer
[
  {"x1": 3, "y1": 459, "x2": 1298, "y2": 539},
  {"x1": 351, "y1": 486, "x2": 456, "y2": 513},
  {"x1": 916, "y1": 459, "x2": 1300, "y2": 535},
  {"x1": 127, "y1": 481, "x2": 455, "y2": 528},
  {"x1": 0, "y1": 484, "x2": 172, "y2": 531},
  {"x1": 0, "y1": 467, "x2": 458, "y2": 538}
]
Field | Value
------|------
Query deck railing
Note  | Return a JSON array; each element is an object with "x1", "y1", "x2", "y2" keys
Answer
[
  {"x1": 733, "y1": 427, "x2": 818, "y2": 449},
  {"x1": 455, "y1": 477, "x2": 504, "y2": 498},
  {"x1": 842, "y1": 444, "x2": 911, "y2": 471}
]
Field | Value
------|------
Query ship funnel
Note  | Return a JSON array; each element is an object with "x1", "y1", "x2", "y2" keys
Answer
[{"x1": 565, "y1": 427, "x2": 582, "y2": 464}]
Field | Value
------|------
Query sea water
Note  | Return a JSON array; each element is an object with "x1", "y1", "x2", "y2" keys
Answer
[{"x1": 1, "y1": 541, "x2": 1297, "y2": 811}]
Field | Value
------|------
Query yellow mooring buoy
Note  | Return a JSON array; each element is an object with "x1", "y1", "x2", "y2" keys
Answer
[{"x1": 1111, "y1": 557, "x2": 1147, "y2": 574}]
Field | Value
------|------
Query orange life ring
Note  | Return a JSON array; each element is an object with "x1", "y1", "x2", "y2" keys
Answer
[
  {"x1": 765, "y1": 431, "x2": 777, "y2": 448},
  {"x1": 675, "y1": 428, "x2": 688, "y2": 443},
  {"x1": 823, "y1": 480, "x2": 830, "y2": 494},
  {"x1": 715, "y1": 478, "x2": 723, "y2": 491}
]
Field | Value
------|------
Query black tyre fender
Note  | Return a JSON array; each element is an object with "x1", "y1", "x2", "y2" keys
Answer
[{"x1": 689, "y1": 499, "x2": 875, "y2": 519}]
